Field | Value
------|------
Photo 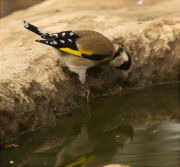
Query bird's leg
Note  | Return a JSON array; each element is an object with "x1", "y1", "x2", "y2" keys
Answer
[{"x1": 82, "y1": 83, "x2": 91, "y2": 102}]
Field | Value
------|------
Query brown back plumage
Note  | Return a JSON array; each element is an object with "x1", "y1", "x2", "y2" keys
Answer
[{"x1": 74, "y1": 30, "x2": 114, "y2": 56}]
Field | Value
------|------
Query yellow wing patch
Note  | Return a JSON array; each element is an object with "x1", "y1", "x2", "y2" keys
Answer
[
  {"x1": 79, "y1": 47, "x2": 93, "y2": 56},
  {"x1": 65, "y1": 155, "x2": 96, "y2": 167},
  {"x1": 60, "y1": 48, "x2": 82, "y2": 57},
  {"x1": 59, "y1": 47, "x2": 93, "y2": 57}
]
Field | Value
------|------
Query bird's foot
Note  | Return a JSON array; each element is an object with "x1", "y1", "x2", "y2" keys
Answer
[
  {"x1": 82, "y1": 84, "x2": 92, "y2": 103},
  {"x1": 87, "y1": 92, "x2": 92, "y2": 103}
]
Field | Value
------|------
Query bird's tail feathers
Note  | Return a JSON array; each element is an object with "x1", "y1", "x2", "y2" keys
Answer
[
  {"x1": 23, "y1": 21, "x2": 79, "y2": 41},
  {"x1": 24, "y1": 21, "x2": 48, "y2": 36}
]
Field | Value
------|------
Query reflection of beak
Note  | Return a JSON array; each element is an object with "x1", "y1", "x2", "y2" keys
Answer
[{"x1": 122, "y1": 70, "x2": 129, "y2": 78}]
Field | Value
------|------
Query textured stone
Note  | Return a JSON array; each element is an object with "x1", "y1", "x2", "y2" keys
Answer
[{"x1": 0, "y1": 0, "x2": 179, "y2": 141}]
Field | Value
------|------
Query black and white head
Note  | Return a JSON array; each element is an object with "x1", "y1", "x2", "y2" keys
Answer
[{"x1": 110, "y1": 45, "x2": 131, "y2": 78}]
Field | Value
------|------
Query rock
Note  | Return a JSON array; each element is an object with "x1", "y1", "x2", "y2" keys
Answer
[
  {"x1": 0, "y1": 0, "x2": 179, "y2": 142},
  {"x1": 1, "y1": 0, "x2": 44, "y2": 18}
]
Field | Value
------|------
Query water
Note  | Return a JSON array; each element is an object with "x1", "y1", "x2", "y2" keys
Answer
[{"x1": 0, "y1": 83, "x2": 179, "y2": 167}]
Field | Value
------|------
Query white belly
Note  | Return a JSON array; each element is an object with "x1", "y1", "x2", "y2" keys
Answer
[{"x1": 53, "y1": 49, "x2": 96, "y2": 84}]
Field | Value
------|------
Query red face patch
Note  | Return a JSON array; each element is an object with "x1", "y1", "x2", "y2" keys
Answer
[{"x1": 115, "y1": 60, "x2": 131, "y2": 70}]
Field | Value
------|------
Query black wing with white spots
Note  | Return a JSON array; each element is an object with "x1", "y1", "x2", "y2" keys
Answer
[
  {"x1": 36, "y1": 39, "x2": 110, "y2": 61},
  {"x1": 41, "y1": 31, "x2": 79, "y2": 40},
  {"x1": 36, "y1": 38, "x2": 78, "y2": 50}
]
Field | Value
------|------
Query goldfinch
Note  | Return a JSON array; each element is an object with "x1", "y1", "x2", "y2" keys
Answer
[{"x1": 23, "y1": 21, "x2": 131, "y2": 102}]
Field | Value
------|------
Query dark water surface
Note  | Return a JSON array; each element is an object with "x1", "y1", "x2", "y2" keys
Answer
[{"x1": 1, "y1": 83, "x2": 179, "y2": 167}]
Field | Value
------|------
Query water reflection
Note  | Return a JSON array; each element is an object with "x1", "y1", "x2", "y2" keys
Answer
[
  {"x1": 0, "y1": 83, "x2": 179, "y2": 167},
  {"x1": 54, "y1": 121, "x2": 133, "y2": 167}
]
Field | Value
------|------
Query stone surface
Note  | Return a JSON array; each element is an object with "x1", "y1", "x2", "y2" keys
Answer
[{"x1": 0, "y1": 0, "x2": 179, "y2": 141}]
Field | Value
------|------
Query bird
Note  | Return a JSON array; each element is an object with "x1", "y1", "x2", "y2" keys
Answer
[{"x1": 23, "y1": 21, "x2": 131, "y2": 102}]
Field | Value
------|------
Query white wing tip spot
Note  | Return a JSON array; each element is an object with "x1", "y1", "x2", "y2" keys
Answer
[
  {"x1": 24, "y1": 21, "x2": 29, "y2": 28},
  {"x1": 60, "y1": 40, "x2": 65, "y2": 43},
  {"x1": 70, "y1": 32, "x2": 74, "y2": 36},
  {"x1": 54, "y1": 34, "x2": 58, "y2": 38},
  {"x1": 68, "y1": 39, "x2": 72, "y2": 42},
  {"x1": 62, "y1": 32, "x2": 66, "y2": 36}
]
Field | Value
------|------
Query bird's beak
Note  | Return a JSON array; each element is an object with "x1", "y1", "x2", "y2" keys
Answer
[{"x1": 122, "y1": 70, "x2": 129, "y2": 78}]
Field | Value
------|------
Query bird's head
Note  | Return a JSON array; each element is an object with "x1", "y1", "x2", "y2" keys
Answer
[{"x1": 110, "y1": 45, "x2": 131, "y2": 78}]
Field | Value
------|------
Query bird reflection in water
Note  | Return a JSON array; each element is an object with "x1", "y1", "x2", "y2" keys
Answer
[{"x1": 54, "y1": 120, "x2": 134, "y2": 167}]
